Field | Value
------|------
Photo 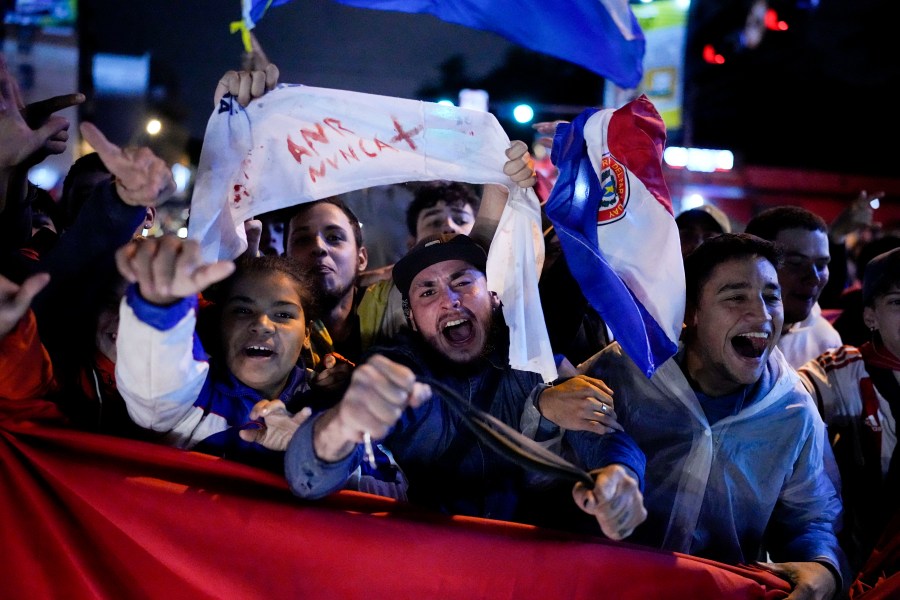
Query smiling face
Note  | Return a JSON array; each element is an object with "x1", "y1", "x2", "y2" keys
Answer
[
  {"x1": 685, "y1": 256, "x2": 784, "y2": 396},
  {"x1": 414, "y1": 200, "x2": 476, "y2": 241},
  {"x1": 221, "y1": 271, "x2": 309, "y2": 398},
  {"x1": 865, "y1": 284, "x2": 900, "y2": 358},
  {"x1": 286, "y1": 202, "x2": 367, "y2": 304},
  {"x1": 407, "y1": 259, "x2": 499, "y2": 365},
  {"x1": 773, "y1": 227, "x2": 830, "y2": 329}
]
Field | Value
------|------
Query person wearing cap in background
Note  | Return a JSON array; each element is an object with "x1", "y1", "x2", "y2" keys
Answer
[
  {"x1": 675, "y1": 204, "x2": 732, "y2": 258},
  {"x1": 277, "y1": 232, "x2": 648, "y2": 540},
  {"x1": 799, "y1": 247, "x2": 900, "y2": 572}
]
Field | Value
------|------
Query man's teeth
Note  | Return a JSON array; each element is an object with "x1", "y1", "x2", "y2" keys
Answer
[
  {"x1": 443, "y1": 319, "x2": 467, "y2": 329},
  {"x1": 245, "y1": 345, "x2": 274, "y2": 356},
  {"x1": 736, "y1": 332, "x2": 768, "y2": 339}
]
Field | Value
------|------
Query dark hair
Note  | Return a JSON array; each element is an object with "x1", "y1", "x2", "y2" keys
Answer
[
  {"x1": 59, "y1": 152, "x2": 111, "y2": 231},
  {"x1": 684, "y1": 233, "x2": 782, "y2": 309},
  {"x1": 405, "y1": 181, "x2": 480, "y2": 237},
  {"x1": 744, "y1": 206, "x2": 827, "y2": 241},
  {"x1": 855, "y1": 235, "x2": 900, "y2": 278},
  {"x1": 287, "y1": 197, "x2": 363, "y2": 249},
  {"x1": 206, "y1": 254, "x2": 317, "y2": 319},
  {"x1": 862, "y1": 247, "x2": 900, "y2": 307}
]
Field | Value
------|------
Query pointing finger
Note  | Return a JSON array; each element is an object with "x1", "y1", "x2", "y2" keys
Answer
[
  {"x1": 80, "y1": 122, "x2": 123, "y2": 169},
  {"x1": 23, "y1": 92, "x2": 85, "y2": 127}
]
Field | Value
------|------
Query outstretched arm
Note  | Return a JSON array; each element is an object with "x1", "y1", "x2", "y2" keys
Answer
[
  {"x1": 469, "y1": 140, "x2": 537, "y2": 250},
  {"x1": 0, "y1": 57, "x2": 82, "y2": 246},
  {"x1": 284, "y1": 354, "x2": 430, "y2": 498},
  {"x1": 114, "y1": 236, "x2": 235, "y2": 441}
]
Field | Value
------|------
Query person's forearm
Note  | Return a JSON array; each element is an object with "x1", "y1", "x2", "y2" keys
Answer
[
  {"x1": 116, "y1": 287, "x2": 209, "y2": 432},
  {"x1": 469, "y1": 183, "x2": 508, "y2": 250}
]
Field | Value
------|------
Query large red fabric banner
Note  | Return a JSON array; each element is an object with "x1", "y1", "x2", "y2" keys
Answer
[{"x1": 0, "y1": 397, "x2": 792, "y2": 599}]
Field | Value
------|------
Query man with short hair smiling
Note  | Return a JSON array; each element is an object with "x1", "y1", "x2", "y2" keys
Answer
[
  {"x1": 283, "y1": 233, "x2": 648, "y2": 540},
  {"x1": 745, "y1": 206, "x2": 842, "y2": 368},
  {"x1": 579, "y1": 233, "x2": 847, "y2": 599}
]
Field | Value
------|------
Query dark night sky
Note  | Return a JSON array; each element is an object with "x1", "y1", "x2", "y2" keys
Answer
[
  {"x1": 18, "y1": 0, "x2": 900, "y2": 179},
  {"x1": 82, "y1": 0, "x2": 518, "y2": 144},
  {"x1": 683, "y1": 0, "x2": 900, "y2": 178}
]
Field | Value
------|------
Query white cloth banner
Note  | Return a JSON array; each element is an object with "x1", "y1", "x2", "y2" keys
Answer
[{"x1": 188, "y1": 84, "x2": 557, "y2": 381}]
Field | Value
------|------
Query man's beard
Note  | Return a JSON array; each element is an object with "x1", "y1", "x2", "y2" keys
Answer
[{"x1": 312, "y1": 274, "x2": 356, "y2": 310}]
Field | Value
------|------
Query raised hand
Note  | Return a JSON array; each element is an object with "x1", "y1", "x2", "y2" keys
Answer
[
  {"x1": 19, "y1": 91, "x2": 85, "y2": 169},
  {"x1": 115, "y1": 235, "x2": 235, "y2": 306},
  {"x1": 829, "y1": 189, "x2": 883, "y2": 243},
  {"x1": 504, "y1": 140, "x2": 537, "y2": 188},
  {"x1": 0, "y1": 57, "x2": 79, "y2": 170},
  {"x1": 80, "y1": 122, "x2": 177, "y2": 208},
  {"x1": 213, "y1": 63, "x2": 279, "y2": 108}
]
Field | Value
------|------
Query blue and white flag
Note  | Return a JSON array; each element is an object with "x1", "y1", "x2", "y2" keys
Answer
[
  {"x1": 243, "y1": 0, "x2": 645, "y2": 89},
  {"x1": 544, "y1": 95, "x2": 684, "y2": 377}
]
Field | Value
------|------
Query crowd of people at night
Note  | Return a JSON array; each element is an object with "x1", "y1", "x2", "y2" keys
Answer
[{"x1": 2, "y1": 51, "x2": 899, "y2": 600}]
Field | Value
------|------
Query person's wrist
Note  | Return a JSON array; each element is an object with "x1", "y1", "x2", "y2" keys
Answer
[
  {"x1": 313, "y1": 408, "x2": 357, "y2": 463},
  {"x1": 115, "y1": 179, "x2": 141, "y2": 207},
  {"x1": 136, "y1": 286, "x2": 181, "y2": 307}
]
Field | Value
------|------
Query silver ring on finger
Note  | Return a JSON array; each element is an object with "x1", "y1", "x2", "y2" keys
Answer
[{"x1": 600, "y1": 404, "x2": 608, "y2": 414}]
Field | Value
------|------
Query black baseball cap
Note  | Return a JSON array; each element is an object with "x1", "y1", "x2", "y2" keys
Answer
[{"x1": 393, "y1": 233, "x2": 487, "y2": 299}]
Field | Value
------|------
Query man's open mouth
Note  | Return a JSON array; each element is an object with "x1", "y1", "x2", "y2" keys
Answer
[
  {"x1": 731, "y1": 332, "x2": 769, "y2": 359},
  {"x1": 442, "y1": 318, "x2": 474, "y2": 344},
  {"x1": 244, "y1": 345, "x2": 275, "y2": 358}
]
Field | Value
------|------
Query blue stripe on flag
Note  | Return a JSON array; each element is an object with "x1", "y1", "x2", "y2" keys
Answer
[
  {"x1": 247, "y1": 0, "x2": 294, "y2": 27},
  {"x1": 335, "y1": 0, "x2": 646, "y2": 89},
  {"x1": 246, "y1": 1, "x2": 644, "y2": 88}
]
